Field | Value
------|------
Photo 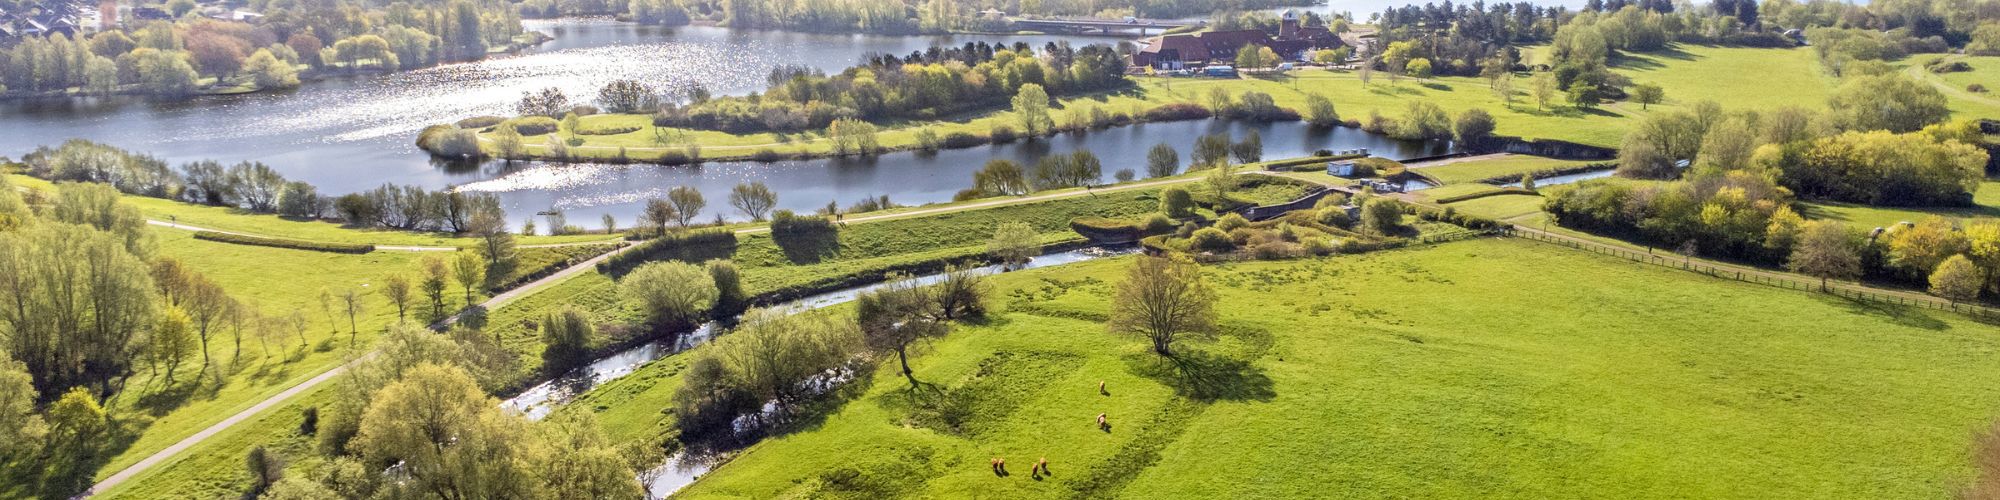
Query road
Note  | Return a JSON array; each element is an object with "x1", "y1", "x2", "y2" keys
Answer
[{"x1": 86, "y1": 174, "x2": 1212, "y2": 496}]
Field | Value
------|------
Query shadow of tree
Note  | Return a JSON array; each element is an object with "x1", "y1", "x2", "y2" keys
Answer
[
  {"x1": 1822, "y1": 294, "x2": 1950, "y2": 331},
  {"x1": 1126, "y1": 349, "x2": 1275, "y2": 402},
  {"x1": 772, "y1": 223, "x2": 841, "y2": 264}
]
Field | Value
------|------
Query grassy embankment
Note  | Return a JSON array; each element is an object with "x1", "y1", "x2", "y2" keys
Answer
[
  {"x1": 482, "y1": 45, "x2": 1864, "y2": 164},
  {"x1": 0, "y1": 179, "x2": 528, "y2": 499},
  {"x1": 95, "y1": 175, "x2": 1208, "y2": 499},
  {"x1": 654, "y1": 237, "x2": 2000, "y2": 498},
  {"x1": 5, "y1": 174, "x2": 619, "y2": 247}
]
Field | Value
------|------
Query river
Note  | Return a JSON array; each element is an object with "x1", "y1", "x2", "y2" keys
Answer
[{"x1": 0, "y1": 18, "x2": 1450, "y2": 231}]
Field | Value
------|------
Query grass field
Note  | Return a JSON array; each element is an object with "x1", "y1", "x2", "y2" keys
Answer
[
  {"x1": 89, "y1": 231, "x2": 457, "y2": 497},
  {"x1": 656, "y1": 237, "x2": 2000, "y2": 498},
  {"x1": 1416, "y1": 155, "x2": 1600, "y2": 185},
  {"x1": 1444, "y1": 193, "x2": 1548, "y2": 221},
  {"x1": 1915, "y1": 55, "x2": 2000, "y2": 121},
  {"x1": 6, "y1": 174, "x2": 619, "y2": 247},
  {"x1": 1801, "y1": 180, "x2": 2000, "y2": 228}
]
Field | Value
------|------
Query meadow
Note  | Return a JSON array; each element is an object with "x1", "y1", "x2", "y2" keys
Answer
[
  {"x1": 656, "y1": 237, "x2": 2000, "y2": 499},
  {"x1": 486, "y1": 44, "x2": 1897, "y2": 164},
  {"x1": 1414, "y1": 155, "x2": 1601, "y2": 185}
]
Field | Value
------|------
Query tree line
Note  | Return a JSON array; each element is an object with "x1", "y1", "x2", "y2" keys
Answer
[{"x1": 0, "y1": 0, "x2": 525, "y2": 97}]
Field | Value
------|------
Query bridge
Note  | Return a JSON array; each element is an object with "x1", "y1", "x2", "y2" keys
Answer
[{"x1": 1009, "y1": 16, "x2": 1200, "y2": 36}]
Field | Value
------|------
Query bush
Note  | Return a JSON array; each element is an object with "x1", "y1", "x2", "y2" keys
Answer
[
  {"x1": 988, "y1": 125, "x2": 1017, "y2": 144},
  {"x1": 417, "y1": 125, "x2": 483, "y2": 158},
  {"x1": 1302, "y1": 237, "x2": 1335, "y2": 255},
  {"x1": 1160, "y1": 187, "x2": 1195, "y2": 217},
  {"x1": 455, "y1": 116, "x2": 506, "y2": 129},
  {"x1": 1189, "y1": 227, "x2": 1234, "y2": 252},
  {"x1": 575, "y1": 125, "x2": 642, "y2": 136},
  {"x1": 506, "y1": 116, "x2": 561, "y2": 136},
  {"x1": 1142, "y1": 213, "x2": 1176, "y2": 233},
  {"x1": 941, "y1": 132, "x2": 983, "y2": 148},
  {"x1": 749, "y1": 148, "x2": 784, "y2": 162},
  {"x1": 193, "y1": 231, "x2": 375, "y2": 253},
  {"x1": 1315, "y1": 207, "x2": 1353, "y2": 228},
  {"x1": 1215, "y1": 212, "x2": 1249, "y2": 231},
  {"x1": 1142, "y1": 102, "x2": 1211, "y2": 121},
  {"x1": 1972, "y1": 83, "x2": 1989, "y2": 93},
  {"x1": 1250, "y1": 241, "x2": 1298, "y2": 259},
  {"x1": 1070, "y1": 216, "x2": 1143, "y2": 242},
  {"x1": 596, "y1": 229, "x2": 738, "y2": 275}
]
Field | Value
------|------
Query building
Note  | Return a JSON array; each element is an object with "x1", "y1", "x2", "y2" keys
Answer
[
  {"x1": 0, "y1": 0, "x2": 98, "y2": 41},
  {"x1": 1132, "y1": 9, "x2": 1340, "y2": 70}
]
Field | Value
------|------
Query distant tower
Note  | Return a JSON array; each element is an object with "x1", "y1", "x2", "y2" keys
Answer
[{"x1": 1279, "y1": 9, "x2": 1299, "y2": 39}]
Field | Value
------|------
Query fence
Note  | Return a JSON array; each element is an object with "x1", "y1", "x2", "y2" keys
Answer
[{"x1": 1506, "y1": 227, "x2": 2000, "y2": 322}]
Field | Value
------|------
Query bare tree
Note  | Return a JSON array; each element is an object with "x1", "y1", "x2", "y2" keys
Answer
[
  {"x1": 729, "y1": 182, "x2": 777, "y2": 221},
  {"x1": 1108, "y1": 255, "x2": 1216, "y2": 357}
]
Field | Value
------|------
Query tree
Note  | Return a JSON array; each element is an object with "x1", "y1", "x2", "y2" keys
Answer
[
  {"x1": 0, "y1": 223, "x2": 156, "y2": 400},
  {"x1": 1304, "y1": 94, "x2": 1339, "y2": 127},
  {"x1": 1454, "y1": 109, "x2": 1497, "y2": 151},
  {"x1": 713, "y1": 308, "x2": 860, "y2": 406},
  {"x1": 421, "y1": 256, "x2": 451, "y2": 320},
  {"x1": 988, "y1": 222, "x2": 1039, "y2": 267},
  {"x1": 1405, "y1": 58, "x2": 1433, "y2": 80},
  {"x1": 667, "y1": 186, "x2": 705, "y2": 226},
  {"x1": 1491, "y1": 73, "x2": 1515, "y2": 107},
  {"x1": 1631, "y1": 83, "x2": 1664, "y2": 109},
  {"x1": 244, "y1": 48, "x2": 300, "y2": 89},
  {"x1": 1235, "y1": 43, "x2": 1268, "y2": 69},
  {"x1": 1012, "y1": 83, "x2": 1053, "y2": 136},
  {"x1": 451, "y1": 251, "x2": 487, "y2": 304},
  {"x1": 43, "y1": 388, "x2": 107, "y2": 470},
  {"x1": 597, "y1": 79, "x2": 660, "y2": 113},
  {"x1": 518, "y1": 87, "x2": 571, "y2": 117},
  {"x1": 708, "y1": 260, "x2": 748, "y2": 317},
  {"x1": 1109, "y1": 255, "x2": 1216, "y2": 357},
  {"x1": 246, "y1": 445, "x2": 286, "y2": 496},
  {"x1": 382, "y1": 274, "x2": 412, "y2": 320},
  {"x1": 1889, "y1": 217, "x2": 1971, "y2": 278},
  {"x1": 857, "y1": 278, "x2": 945, "y2": 388},
  {"x1": 826, "y1": 117, "x2": 880, "y2": 155},
  {"x1": 1147, "y1": 143, "x2": 1180, "y2": 178},
  {"x1": 1193, "y1": 133, "x2": 1231, "y2": 167},
  {"x1": 639, "y1": 198, "x2": 678, "y2": 236},
  {"x1": 1160, "y1": 187, "x2": 1197, "y2": 218},
  {"x1": 1788, "y1": 221, "x2": 1862, "y2": 290},
  {"x1": 1828, "y1": 73, "x2": 1949, "y2": 132},
  {"x1": 353, "y1": 363, "x2": 537, "y2": 499},
  {"x1": 1530, "y1": 72, "x2": 1558, "y2": 109},
  {"x1": 973, "y1": 159, "x2": 1029, "y2": 196},
  {"x1": 540, "y1": 307, "x2": 598, "y2": 374},
  {"x1": 1230, "y1": 130, "x2": 1263, "y2": 164},
  {"x1": 492, "y1": 124, "x2": 524, "y2": 160},
  {"x1": 1361, "y1": 198, "x2": 1405, "y2": 236},
  {"x1": 148, "y1": 305, "x2": 196, "y2": 385},
  {"x1": 1930, "y1": 254, "x2": 1983, "y2": 304},
  {"x1": 0, "y1": 351, "x2": 46, "y2": 459},
  {"x1": 729, "y1": 182, "x2": 776, "y2": 221},
  {"x1": 620, "y1": 261, "x2": 719, "y2": 328},
  {"x1": 1567, "y1": 83, "x2": 1600, "y2": 109}
]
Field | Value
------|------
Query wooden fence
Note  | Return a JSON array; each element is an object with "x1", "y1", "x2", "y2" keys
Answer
[{"x1": 1506, "y1": 227, "x2": 2000, "y2": 322}]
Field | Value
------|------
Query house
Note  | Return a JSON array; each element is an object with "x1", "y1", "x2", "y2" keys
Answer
[
  {"x1": 0, "y1": 0, "x2": 93, "y2": 40},
  {"x1": 1132, "y1": 9, "x2": 1341, "y2": 69}
]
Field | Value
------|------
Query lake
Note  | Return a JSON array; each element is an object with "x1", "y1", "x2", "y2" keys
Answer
[{"x1": 0, "y1": 18, "x2": 1449, "y2": 230}]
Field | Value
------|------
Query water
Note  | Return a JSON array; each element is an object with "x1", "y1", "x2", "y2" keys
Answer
[
  {"x1": 1502, "y1": 168, "x2": 1615, "y2": 187},
  {"x1": 500, "y1": 245, "x2": 1129, "y2": 419},
  {"x1": 490, "y1": 245, "x2": 1130, "y2": 497},
  {"x1": 0, "y1": 18, "x2": 1448, "y2": 231}
]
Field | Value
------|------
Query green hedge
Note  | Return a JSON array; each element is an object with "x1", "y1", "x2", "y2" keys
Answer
[
  {"x1": 1432, "y1": 186, "x2": 1539, "y2": 204},
  {"x1": 597, "y1": 229, "x2": 738, "y2": 275},
  {"x1": 192, "y1": 231, "x2": 376, "y2": 253}
]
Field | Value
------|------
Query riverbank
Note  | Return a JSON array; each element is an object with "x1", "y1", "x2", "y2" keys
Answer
[{"x1": 0, "y1": 31, "x2": 554, "y2": 102}]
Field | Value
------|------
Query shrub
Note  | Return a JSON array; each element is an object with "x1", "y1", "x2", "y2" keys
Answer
[
  {"x1": 941, "y1": 132, "x2": 983, "y2": 148},
  {"x1": 1142, "y1": 213, "x2": 1176, "y2": 233},
  {"x1": 1315, "y1": 207, "x2": 1353, "y2": 228},
  {"x1": 1160, "y1": 187, "x2": 1196, "y2": 217},
  {"x1": 193, "y1": 231, "x2": 375, "y2": 253},
  {"x1": 989, "y1": 125, "x2": 1017, "y2": 144},
  {"x1": 1250, "y1": 241, "x2": 1297, "y2": 259},
  {"x1": 506, "y1": 116, "x2": 561, "y2": 136},
  {"x1": 575, "y1": 125, "x2": 642, "y2": 136},
  {"x1": 1972, "y1": 83, "x2": 1989, "y2": 93},
  {"x1": 1189, "y1": 227, "x2": 1234, "y2": 252},
  {"x1": 1143, "y1": 102, "x2": 1211, "y2": 121},
  {"x1": 1302, "y1": 237, "x2": 1335, "y2": 255},
  {"x1": 417, "y1": 125, "x2": 483, "y2": 158},
  {"x1": 749, "y1": 148, "x2": 784, "y2": 162},
  {"x1": 1215, "y1": 212, "x2": 1249, "y2": 231},
  {"x1": 455, "y1": 116, "x2": 506, "y2": 129}
]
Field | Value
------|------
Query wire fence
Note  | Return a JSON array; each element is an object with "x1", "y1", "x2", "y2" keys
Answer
[{"x1": 1506, "y1": 227, "x2": 2000, "y2": 322}]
